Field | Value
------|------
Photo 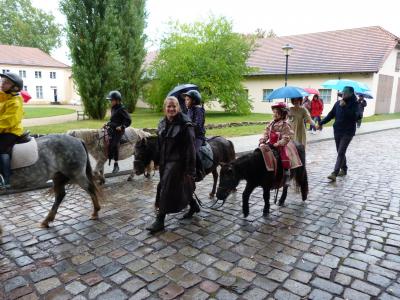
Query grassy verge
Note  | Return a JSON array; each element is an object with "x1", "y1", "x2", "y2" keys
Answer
[
  {"x1": 25, "y1": 108, "x2": 400, "y2": 136},
  {"x1": 24, "y1": 107, "x2": 76, "y2": 119}
]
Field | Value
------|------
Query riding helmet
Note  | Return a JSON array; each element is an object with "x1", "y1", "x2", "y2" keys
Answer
[
  {"x1": 182, "y1": 90, "x2": 202, "y2": 105},
  {"x1": 106, "y1": 90, "x2": 122, "y2": 101},
  {"x1": 0, "y1": 72, "x2": 23, "y2": 91}
]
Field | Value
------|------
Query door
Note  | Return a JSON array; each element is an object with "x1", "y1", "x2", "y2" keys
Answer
[{"x1": 375, "y1": 74, "x2": 393, "y2": 114}]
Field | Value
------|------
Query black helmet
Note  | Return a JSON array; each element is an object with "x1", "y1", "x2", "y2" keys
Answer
[
  {"x1": 182, "y1": 90, "x2": 201, "y2": 105},
  {"x1": 0, "y1": 72, "x2": 23, "y2": 91},
  {"x1": 106, "y1": 90, "x2": 122, "y2": 101}
]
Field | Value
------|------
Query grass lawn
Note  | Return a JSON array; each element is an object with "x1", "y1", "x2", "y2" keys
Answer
[
  {"x1": 25, "y1": 108, "x2": 400, "y2": 137},
  {"x1": 24, "y1": 107, "x2": 76, "y2": 119}
]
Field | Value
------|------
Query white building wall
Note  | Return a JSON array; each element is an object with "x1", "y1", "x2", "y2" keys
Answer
[
  {"x1": 243, "y1": 73, "x2": 375, "y2": 117},
  {"x1": 0, "y1": 64, "x2": 73, "y2": 104},
  {"x1": 375, "y1": 49, "x2": 400, "y2": 113}
]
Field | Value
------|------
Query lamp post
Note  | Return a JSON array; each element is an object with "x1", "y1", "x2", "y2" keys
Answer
[{"x1": 282, "y1": 44, "x2": 293, "y2": 87}]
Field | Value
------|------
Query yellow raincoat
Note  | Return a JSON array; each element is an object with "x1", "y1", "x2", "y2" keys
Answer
[{"x1": 0, "y1": 91, "x2": 24, "y2": 136}]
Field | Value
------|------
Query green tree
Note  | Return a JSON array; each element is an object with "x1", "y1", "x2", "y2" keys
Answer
[
  {"x1": 146, "y1": 16, "x2": 255, "y2": 114},
  {"x1": 0, "y1": 0, "x2": 62, "y2": 53},
  {"x1": 61, "y1": 0, "x2": 122, "y2": 119},
  {"x1": 112, "y1": 0, "x2": 147, "y2": 113}
]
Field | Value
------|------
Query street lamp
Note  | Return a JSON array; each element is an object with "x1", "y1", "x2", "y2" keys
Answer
[{"x1": 282, "y1": 44, "x2": 293, "y2": 87}]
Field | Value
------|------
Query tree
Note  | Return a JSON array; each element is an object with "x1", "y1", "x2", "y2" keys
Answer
[
  {"x1": 61, "y1": 0, "x2": 122, "y2": 119},
  {"x1": 0, "y1": 0, "x2": 62, "y2": 53},
  {"x1": 112, "y1": 0, "x2": 147, "y2": 113},
  {"x1": 145, "y1": 16, "x2": 256, "y2": 114},
  {"x1": 254, "y1": 28, "x2": 277, "y2": 38}
]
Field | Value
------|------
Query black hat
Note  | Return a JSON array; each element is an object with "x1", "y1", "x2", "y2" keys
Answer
[
  {"x1": 0, "y1": 72, "x2": 23, "y2": 91},
  {"x1": 106, "y1": 90, "x2": 122, "y2": 101},
  {"x1": 182, "y1": 90, "x2": 202, "y2": 105}
]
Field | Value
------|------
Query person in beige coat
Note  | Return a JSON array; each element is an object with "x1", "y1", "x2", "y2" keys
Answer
[{"x1": 289, "y1": 97, "x2": 315, "y2": 148}]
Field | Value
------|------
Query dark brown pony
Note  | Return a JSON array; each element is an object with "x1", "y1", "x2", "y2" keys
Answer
[
  {"x1": 216, "y1": 143, "x2": 308, "y2": 217},
  {"x1": 134, "y1": 135, "x2": 236, "y2": 197}
]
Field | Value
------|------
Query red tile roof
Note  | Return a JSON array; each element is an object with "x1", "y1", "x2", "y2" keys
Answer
[
  {"x1": 247, "y1": 26, "x2": 400, "y2": 76},
  {"x1": 0, "y1": 44, "x2": 69, "y2": 68}
]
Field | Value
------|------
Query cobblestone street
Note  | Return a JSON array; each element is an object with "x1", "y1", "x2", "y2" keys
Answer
[{"x1": 1, "y1": 129, "x2": 400, "y2": 300}]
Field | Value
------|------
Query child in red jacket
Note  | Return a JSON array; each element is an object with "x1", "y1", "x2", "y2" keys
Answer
[
  {"x1": 310, "y1": 94, "x2": 324, "y2": 133},
  {"x1": 259, "y1": 102, "x2": 294, "y2": 187}
]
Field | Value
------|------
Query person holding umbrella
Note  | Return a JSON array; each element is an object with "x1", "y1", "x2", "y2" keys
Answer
[
  {"x1": 104, "y1": 91, "x2": 132, "y2": 173},
  {"x1": 0, "y1": 72, "x2": 24, "y2": 189},
  {"x1": 183, "y1": 90, "x2": 206, "y2": 181},
  {"x1": 356, "y1": 94, "x2": 367, "y2": 128},
  {"x1": 318, "y1": 86, "x2": 360, "y2": 181}
]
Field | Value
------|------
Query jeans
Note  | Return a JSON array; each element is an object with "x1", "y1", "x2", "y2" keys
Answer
[
  {"x1": 310, "y1": 116, "x2": 321, "y2": 131},
  {"x1": 333, "y1": 134, "x2": 353, "y2": 175}
]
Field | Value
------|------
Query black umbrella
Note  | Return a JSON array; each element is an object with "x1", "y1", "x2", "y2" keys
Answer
[{"x1": 167, "y1": 83, "x2": 199, "y2": 113}]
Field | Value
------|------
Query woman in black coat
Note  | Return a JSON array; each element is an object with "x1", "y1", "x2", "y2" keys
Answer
[{"x1": 146, "y1": 96, "x2": 199, "y2": 233}]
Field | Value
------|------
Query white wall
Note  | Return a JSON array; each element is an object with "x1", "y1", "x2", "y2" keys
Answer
[
  {"x1": 375, "y1": 48, "x2": 400, "y2": 113},
  {"x1": 0, "y1": 64, "x2": 73, "y2": 104},
  {"x1": 243, "y1": 73, "x2": 376, "y2": 117}
]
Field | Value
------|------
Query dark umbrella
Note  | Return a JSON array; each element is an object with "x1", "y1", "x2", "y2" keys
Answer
[{"x1": 167, "y1": 83, "x2": 199, "y2": 113}]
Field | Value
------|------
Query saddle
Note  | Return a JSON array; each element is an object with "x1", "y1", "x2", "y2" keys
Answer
[
  {"x1": 258, "y1": 141, "x2": 302, "y2": 174},
  {"x1": 11, "y1": 136, "x2": 39, "y2": 170},
  {"x1": 199, "y1": 141, "x2": 213, "y2": 170}
]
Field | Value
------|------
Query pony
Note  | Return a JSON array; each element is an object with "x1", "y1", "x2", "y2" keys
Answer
[
  {"x1": 67, "y1": 127, "x2": 150, "y2": 184},
  {"x1": 0, "y1": 134, "x2": 102, "y2": 233},
  {"x1": 134, "y1": 135, "x2": 236, "y2": 198},
  {"x1": 216, "y1": 143, "x2": 308, "y2": 217}
]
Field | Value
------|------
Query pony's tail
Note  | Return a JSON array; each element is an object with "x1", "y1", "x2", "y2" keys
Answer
[{"x1": 82, "y1": 141, "x2": 104, "y2": 203}]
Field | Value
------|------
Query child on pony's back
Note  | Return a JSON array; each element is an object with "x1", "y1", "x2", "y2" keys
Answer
[
  {"x1": 259, "y1": 102, "x2": 294, "y2": 187},
  {"x1": 0, "y1": 72, "x2": 24, "y2": 189}
]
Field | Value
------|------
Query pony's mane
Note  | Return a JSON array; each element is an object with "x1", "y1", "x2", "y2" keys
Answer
[{"x1": 67, "y1": 128, "x2": 101, "y2": 144}]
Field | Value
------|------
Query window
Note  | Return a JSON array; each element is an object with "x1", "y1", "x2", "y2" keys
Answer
[
  {"x1": 36, "y1": 86, "x2": 43, "y2": 98},
  {"x1": 319, "y1": 89, "x2": 332, "y2": 104},
  {"x1": 395, "y1": 52, "x2": 400, "y2": 72},
  {"x1": 35, "y1": 71, "x2": 42, "y2": 78},
  {"x1": 23, "y1": 85, "x2": 28, "y2": 91},
  {"x1": 2, "y1": 69, "x2": 10, "y2": 74},
  {"x1": 262, "y1": 89, "x2": 274, "y2": 102},
  {"x1": 50, "y1": 72, "x2": 56, "y2": 79},
  {"x1": 19, "y1": 70, "x2": 26, "y2": 78}
]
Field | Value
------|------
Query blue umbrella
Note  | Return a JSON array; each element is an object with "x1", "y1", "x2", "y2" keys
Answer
[
  {"x1": 357, "y1": 91, "x2": 373, "y2": 99},
  {"x1": 266, "y1": 86, "x2": 309, "y2": 100},
  {"x1": 321, "y1": 79, "x2": 370, "y2": 93}
]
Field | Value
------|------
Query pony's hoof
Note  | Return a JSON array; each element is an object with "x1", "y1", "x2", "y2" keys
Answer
[
  {"x1": 40, "y1": 222, "x2": 50, "y2": 228},
  {"x1": 90, "y1": 215, "x2": 99, "y2": 220},
  {"x1": 243, "y1": 211, "x2": 249, "y2": 218},
  {"x1": 127, "y1": 176, "x2": 133, "y2": 181},
  {"x1": 263, "y1": 210, "x2": 269, "y2": 217},
  {"x1": 278, "y1": 202, "x2": 285, "y2": 207},
  {"x1": 209, "y1": 193, "x2": 215, "y2": 199}
]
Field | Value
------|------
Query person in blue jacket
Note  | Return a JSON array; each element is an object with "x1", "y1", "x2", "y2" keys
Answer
[{"x1": 318, "y1": 86, "x2": 360, "y2": 181}]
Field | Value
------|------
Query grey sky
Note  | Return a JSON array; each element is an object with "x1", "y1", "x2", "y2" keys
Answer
[{"x1": 31, "y1": 0, "x2": 400, "y2": 65}]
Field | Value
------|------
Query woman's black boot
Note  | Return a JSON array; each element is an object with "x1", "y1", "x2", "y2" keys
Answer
[
  {"x1": 146, "y1": 214, "x2": 165, "y2": 233},
  {"x1": 182, "y1": 198, "x2": 200, "y2": 219}
]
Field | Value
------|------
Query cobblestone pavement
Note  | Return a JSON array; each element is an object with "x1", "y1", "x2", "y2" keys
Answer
[{"x1": 1, "y1": 129, "x2": 400, "y2": 300}]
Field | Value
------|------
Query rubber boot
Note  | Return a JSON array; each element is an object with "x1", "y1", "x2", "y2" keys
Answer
[
  {"x1": 112, "y1": 162, "x2": 120, "y2": 173},
  {"x1": 146, "y1": 213, "x2": 165, "y2": 234},
  {"x1": 0, "y1": 154, "x2": 11, "y2": 189},
  {"x1": 195, "y1": 153, "x2": 205, "y2": 182},
  {"x1": 283, "y1": 169, "x2": 290, "y2": 187},
  {"x1": 182, "y1": 198, "x2": 201, "y2": 219}
]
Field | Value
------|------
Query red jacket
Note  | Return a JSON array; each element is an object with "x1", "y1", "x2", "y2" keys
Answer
[{"x1": 310, "y1": 99, "x2": 324, "y2": 117}]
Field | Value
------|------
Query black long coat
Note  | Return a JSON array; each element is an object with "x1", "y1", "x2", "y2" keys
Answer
[{"x1": 156, "y1": 113, "x2": 196, "y2": 214}]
